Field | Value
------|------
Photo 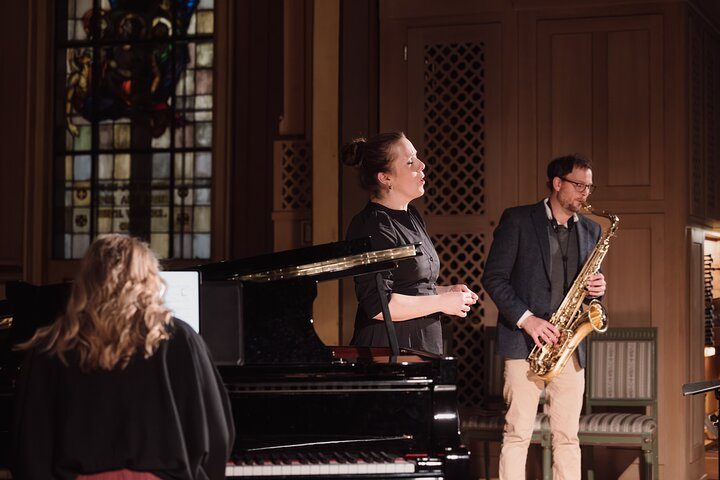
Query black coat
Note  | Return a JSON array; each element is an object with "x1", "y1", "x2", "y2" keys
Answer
[
  {"x1": 12, "y1": 319, "x2": 234, "y2": 480},
  {"x1": 481, "y1": 200, "x2": 602, "y2": 368}
]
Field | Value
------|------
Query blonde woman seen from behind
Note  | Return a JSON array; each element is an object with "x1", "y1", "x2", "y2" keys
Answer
[{"x1": 12, "y1": 234, "x2": 234, "y2": 480}]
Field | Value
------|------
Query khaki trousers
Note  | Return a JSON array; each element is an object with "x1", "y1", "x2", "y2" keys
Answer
[{"x1": 498, "y1": 355, "x2": 585, "y2": 480}]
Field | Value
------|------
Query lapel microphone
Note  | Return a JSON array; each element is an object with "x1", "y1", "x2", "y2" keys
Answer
[{"x1": 550, "y1": 216, "x2": 574, "y2": 232}]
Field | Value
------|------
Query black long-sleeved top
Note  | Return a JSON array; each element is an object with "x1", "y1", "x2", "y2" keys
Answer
[
  {"x1": 12, "y1": 319, "x2": 235, "y2": 480},
  {"x1": 346, "y1": 201, "x2": 443, "y2": 355}
]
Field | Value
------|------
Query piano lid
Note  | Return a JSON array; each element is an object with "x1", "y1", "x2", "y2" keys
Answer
[
  {"x1": 238, "y1": 244, "x2": 420, "y2": 282},
  {"x1": 190, "y1": 238, "x2": 422, "y2": 365},
  {"x1": 191, "y1": 237, "x2": 422, "y2": 283}
]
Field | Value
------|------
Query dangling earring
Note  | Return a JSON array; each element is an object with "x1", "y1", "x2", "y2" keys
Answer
[{"x1": 388, "y1": 183, "x2": 393, "y2": 191}]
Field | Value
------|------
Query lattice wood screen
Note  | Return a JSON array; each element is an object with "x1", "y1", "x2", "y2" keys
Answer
[
  {"x1": 275, "y1": 140, "x2": 312, "y2": 211},
  {"x1": 272, "y1": 139, "x2": 312, "y2": 250},
  {"x1": 415, "y1": 37, "x2": 493, "y2": 409},
  {"x1": 433, "y1": 233, "x2": 488, "y2": 407},
  {"x1": 420, "y1": 42, "x2": 487, "y2": 216}
]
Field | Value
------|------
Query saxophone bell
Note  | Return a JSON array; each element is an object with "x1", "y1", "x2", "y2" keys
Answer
[{"x1": 587, "y1": 299, "x2": 609, "y2": 333}]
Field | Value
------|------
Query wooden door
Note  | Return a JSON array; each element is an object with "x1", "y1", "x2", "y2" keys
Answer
[{"x1": 381, "y1": 21, "x2": 505, "y2": 409}]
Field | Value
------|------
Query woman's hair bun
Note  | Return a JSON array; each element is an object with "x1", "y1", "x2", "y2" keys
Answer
[{"x1": 340, "y1": 137, "x2": 367, "y2": 167}]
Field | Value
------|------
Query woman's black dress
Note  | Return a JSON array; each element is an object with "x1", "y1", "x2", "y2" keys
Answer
[{"x1": 346, "y1": 201, "x2": 443, "y2": 355}]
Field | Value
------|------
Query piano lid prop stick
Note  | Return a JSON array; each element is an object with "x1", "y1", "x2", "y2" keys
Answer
[
  {"x1": 244, "y1": 435, "x2": 414, "y2": 452},
  {"x1": 376, "y1": 272, "x2": 400, "y2": 358}
]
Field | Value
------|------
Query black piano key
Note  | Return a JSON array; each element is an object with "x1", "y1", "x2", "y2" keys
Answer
[
  {"x1": 340, "y1": 451, "x2": 357, "y2": 463},
  {"x1": 379, "y1": 451, "x2": 396, "y2": 462},
  {"x1": 306, "y1": 452, "x2": 321, "y2": 464},
  {"x1": 369, "y1": 451, "x2": 385, "y2": 462},
  {"x1": 296, "y1": 452, "x2": 310, "y2": 464},
  {"x1": 359, "y1": 451, "x2": 374, "y2": 463},
  {"x1": 331, "y1": 451, "x2": 347, "y2": 463}
]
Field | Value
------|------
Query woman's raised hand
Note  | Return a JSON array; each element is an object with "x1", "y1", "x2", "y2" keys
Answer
[{"x1": 438, "y1": 285, "x2": 478, "y2": 317}]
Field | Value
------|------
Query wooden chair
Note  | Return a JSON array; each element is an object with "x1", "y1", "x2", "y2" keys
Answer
[
  {"x1": 579, "y1": 327, "x2": 658, "y2": 480},
  {"x1": 460, "y1": 326, "x2": 552, "y2": 480}
]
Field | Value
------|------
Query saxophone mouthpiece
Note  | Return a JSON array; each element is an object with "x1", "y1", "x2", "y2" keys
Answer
[{"x1": 581, "y1": 202, "x2": 592, "y2": 213}]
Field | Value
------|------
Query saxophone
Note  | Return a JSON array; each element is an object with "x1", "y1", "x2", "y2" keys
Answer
[{"x1": 527, "y1": 202, "x2": 620, "y2": 381}]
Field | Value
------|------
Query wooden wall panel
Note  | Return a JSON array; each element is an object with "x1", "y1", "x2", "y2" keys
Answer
[
  {"x1": 547, "y1": 33, "x2": 594, "y2": 158},
  {"x1": 229, "y1": 0, "x2": 282, "y2": 261},
  {"x1": 210, "y1": 0, "x2": 234, "y2": 263},
  {"x1": 689, "y1": 12, "x2": 705, "y2": 221},
  {"x1": 603, "y1": 220, "x2": 652, "y2": 326},
  {"x1": 340, "y1": 0, "x2": 379, "y2": 344},
  {"x1": 312, "y1": 0, "x2": 341, "y2": 345},
  {"x1": 607, "y1": 29, "x2": 651, "y2": 187},
  {"x1": 595, "y1": 213, "x2": 664, "y2": 339},
  {"x1": 0, "y1": 0, "x2": 29, "y2": 295},
  {"x1": 279, "y1": 0, "x2": 308, "y2": 136},
  {"x1": 535, "y1": 15, "x2": 664, "y2": 201}
]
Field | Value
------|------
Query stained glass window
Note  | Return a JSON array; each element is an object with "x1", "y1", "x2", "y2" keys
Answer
[{"x1": 54, "y1": 0, "x2": 214, "y2": 259}]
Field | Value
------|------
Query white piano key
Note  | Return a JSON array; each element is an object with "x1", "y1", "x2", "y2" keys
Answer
[{"x1": 355, "y1": 461, "x2": 369, "y2": 474}]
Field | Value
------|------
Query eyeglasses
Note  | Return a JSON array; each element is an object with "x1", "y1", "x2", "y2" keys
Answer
[{"x1": 561, "y1": 177, "x2": 596, "y2": 194}]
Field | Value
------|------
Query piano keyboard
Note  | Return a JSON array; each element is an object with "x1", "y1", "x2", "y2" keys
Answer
[
  {"x1": 226, "y1": 451, "x2": 426, "y2": 477},
  {"x1": 0, "y1": 454, "x2": 440, "y2": 479}
]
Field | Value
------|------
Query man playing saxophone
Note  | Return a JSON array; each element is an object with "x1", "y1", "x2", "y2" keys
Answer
[{"x1": 482, "y1": 154, "x2": 607, "y2": 479}]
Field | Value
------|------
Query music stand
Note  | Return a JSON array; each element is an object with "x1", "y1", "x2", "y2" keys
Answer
[{"x1": 683, "y1": 379, "x2": 720, "y2": 479}]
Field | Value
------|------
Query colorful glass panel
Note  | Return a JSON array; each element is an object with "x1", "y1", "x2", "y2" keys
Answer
[{"x1": 54, "y1": 0, "x2": 214, "y2": 259}]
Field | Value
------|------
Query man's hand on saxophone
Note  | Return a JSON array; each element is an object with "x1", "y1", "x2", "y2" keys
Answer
[
  {"x1": 519, "y1": 271, "x2": 606, "y2": 350},
  {"x1": 585, "y1": 272, "x2": 606, "y2": 298},
  {"x1": 519, "y1": 316, "x2": 561, "y2": 349}
]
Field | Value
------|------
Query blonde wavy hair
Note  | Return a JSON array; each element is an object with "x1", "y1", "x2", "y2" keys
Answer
[{"x1": 20, "y1": 234, "x2": 172, "y2": 371}]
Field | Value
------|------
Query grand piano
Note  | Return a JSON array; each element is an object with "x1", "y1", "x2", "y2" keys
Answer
[{"x1": 0, "y1": 237, "x2": 470, "y2": 479}]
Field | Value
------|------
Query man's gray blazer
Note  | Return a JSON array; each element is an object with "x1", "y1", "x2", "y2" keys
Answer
[{"x1": 481, "y1": 200, "x2": 602, "y2": 369}]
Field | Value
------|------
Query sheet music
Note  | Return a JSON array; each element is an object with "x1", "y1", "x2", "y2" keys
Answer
[{"x1": 160, "y1": 271, "x2": 200, "y2": 333}]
